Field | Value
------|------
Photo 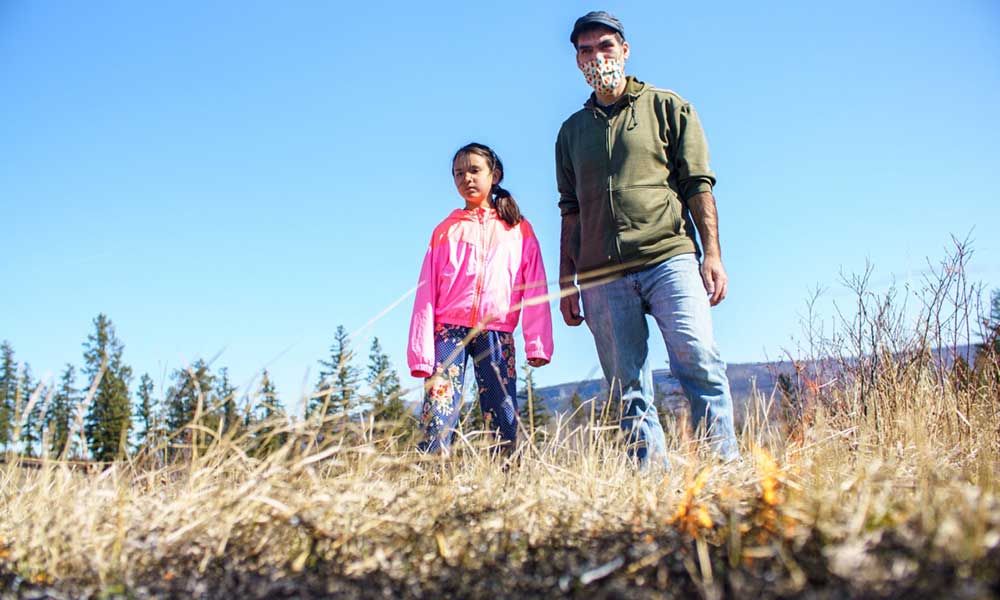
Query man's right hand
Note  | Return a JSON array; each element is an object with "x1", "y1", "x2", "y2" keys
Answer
[{"x1": 560, "y1": 286, "x2": 584, "y2": 326}]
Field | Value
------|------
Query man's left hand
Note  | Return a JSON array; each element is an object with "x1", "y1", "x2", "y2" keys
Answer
[
  {"x1": 527, "y1": 358, "x2": 549, "y2": 368},
  {"x1": 700, "y1": 255, "x2": 728, "y2": 306}
]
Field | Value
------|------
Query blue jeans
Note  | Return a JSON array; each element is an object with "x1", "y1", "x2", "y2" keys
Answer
[{"x1": 580, "y1": 253, "x2": 739, "y2": 466}]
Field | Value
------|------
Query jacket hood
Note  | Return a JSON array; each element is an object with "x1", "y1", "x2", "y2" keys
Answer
[{"x1": 446, "y1": 206, "x2": 499, "y2": 222}]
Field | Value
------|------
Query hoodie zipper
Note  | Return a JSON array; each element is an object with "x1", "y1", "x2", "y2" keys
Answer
[{"x1": 604, "y1": 108, "x2": 623, "y2": 263}]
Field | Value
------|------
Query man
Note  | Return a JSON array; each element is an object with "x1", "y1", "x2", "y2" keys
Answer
[{"x1": 556, "y1": 11, "x2": 739, "y2": 465}]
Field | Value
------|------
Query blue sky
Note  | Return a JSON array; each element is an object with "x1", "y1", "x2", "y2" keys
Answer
[{"x1": 3, "y1": 1, "x2": 998, "y2": 411}]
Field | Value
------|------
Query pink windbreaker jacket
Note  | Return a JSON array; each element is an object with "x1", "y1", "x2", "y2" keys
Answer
[{"x1": 408, "y1": 207, "x2": 554, "y2": 378}]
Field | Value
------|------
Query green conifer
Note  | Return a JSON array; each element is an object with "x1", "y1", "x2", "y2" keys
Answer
[
  {"x1": 48, "y1": 364, "x2": 77, "y2": 457},
  {"x1": 165, "y1": 359, "x2": 216, "y2": 450},
  {"x1": 250, "y1": 370, "x2": 286, "y2": 455},
  {"x1": 82, "y1": 314, "x2": 133, "y2": 462},
  {"x1": 135, "y1": 373, "x2": 156, "y2": 449},
  {"x1": 311, "y1": 325, "x2": 360, "y2": 418},
  {"x1": 0, "y1": 342, "x2": 17, "y2": 450},
  {"x1": 517, "y1": 365, "x2": 548, "y2": 438},
  {"x1": 215, "y1": 367, "x2": 239, "y2": 433},
  {"x1": 18, "y1": 364, "x2": 43, "y2": 456},
  {"x1": 367, "y1": 337, "x2": 405, "y2": 422}
]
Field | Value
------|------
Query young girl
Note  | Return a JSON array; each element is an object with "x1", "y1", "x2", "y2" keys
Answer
[{"x1": 408, "y1": 143, "x2": 553, "y2": 454}]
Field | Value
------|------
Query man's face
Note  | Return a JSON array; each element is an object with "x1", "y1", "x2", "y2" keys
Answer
[{"x1": 575, "y1": 28, "x2": 629, "y2": 68}]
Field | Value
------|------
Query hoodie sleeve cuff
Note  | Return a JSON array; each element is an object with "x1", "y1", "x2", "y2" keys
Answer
[
  {"x1": 682, "y1": 180, "x2": 714, "y2": 201},
  {"x1": 558, "y1": 195, "x2": 580, "y2": 216}
]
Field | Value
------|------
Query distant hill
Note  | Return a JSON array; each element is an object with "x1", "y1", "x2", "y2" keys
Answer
[
  {"x1": 525, "y1": 344, "x2": 978, "y2": 423},
  {"x1": 525, "y1": 360, "x2": 785, "y2": 423}
]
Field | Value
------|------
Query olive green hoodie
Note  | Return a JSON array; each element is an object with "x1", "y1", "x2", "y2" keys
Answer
[{"x1": 556, "y1": 76, "x2": 715, "y2": 282}]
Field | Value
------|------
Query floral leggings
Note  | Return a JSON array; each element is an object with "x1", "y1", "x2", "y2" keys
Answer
[{"x1": 418, "y1": 323, "x2": 519, "y2": 453}]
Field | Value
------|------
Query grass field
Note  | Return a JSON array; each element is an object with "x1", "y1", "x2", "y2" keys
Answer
[{"x1": 2, "y1": 252, "x2": 998, "y2": 599}]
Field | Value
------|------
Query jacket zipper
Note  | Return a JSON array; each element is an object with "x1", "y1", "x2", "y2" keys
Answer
[{"x1": 469, "y1": 210, "x2": 487, "y2": 327}]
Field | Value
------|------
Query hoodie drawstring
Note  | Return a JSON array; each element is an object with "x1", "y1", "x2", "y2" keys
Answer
[{"x1": 588, "y1": 96, "x2": 637, "y2": 129}]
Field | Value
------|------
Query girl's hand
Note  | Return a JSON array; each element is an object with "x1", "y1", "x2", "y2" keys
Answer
[{"x1": 527, "y1": 358, "x2": 549, "y2": 368}]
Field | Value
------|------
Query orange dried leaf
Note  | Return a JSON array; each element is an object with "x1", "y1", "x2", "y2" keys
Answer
[
  {"x1": 691, "y1": 468, "x2": 711, "y2": 496},
  {"x1": 695, "y1": 506, "x2": 713, "y2": 530}
]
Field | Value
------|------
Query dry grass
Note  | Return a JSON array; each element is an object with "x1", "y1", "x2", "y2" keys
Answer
[
  {"x1": 2, "y1": 364, "x2": 997, "y2": 599},
  {"x1": 2, "y1": 246, "x2": 999, "y2": 599}
]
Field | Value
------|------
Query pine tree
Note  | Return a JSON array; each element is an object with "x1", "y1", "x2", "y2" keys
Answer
[
  {"x1": 250, "y1": 370, "x2": 286, "y2": 455},
  {"x1": 215, "y1": 367, "x2": 239, "y2": 434},
  {"x1": 18, "y1": 363, "x2": 44, "y2": 456},
  {"x1": 311, "y1": 325, "x2": 360, "y2": 418},
  {"x1": 367, "y1": 337, "x2": 405, "y2": 422},
  {"x1": 82, "y1": 314, "x2": 134, "y2": 462},
  {"x1": 48, "y1": 364, "x2": 77, "y2": 457},
  {"x1": 135, "y1": 373, "x2": 157, "y2": 449},
  {"x1": 777, "y1": 373, "x2": 798, "y2": 404},
  {"x1": 568, "y1": 391, "x2": 585, "y2": 426},
  {"x1": 990, "y1": 289, "x2": 1000, "y2": 355},
  {"x1": 973, "y1": 289, "x2": 1000, "y2": 383},
  {"x1": 776, "y1": 372, "x2": 803, "y2": 424},
  {"x1": 517, "y1": 365, "x2": 548, "y2": 437},
  {"x1": 0, "y1": 342, "x2": 17, "y2": 450},
  {"x1": 464, "y1": 384, "x2": 488, "y2": 434},
  {"x1": 165, "y1": 359, "x2": 216, "y2": 444}
]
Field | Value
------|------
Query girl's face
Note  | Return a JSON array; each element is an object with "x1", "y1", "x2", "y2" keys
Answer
[{"x1": 452, "y1": 151, "x2": 498, "y2": 207}]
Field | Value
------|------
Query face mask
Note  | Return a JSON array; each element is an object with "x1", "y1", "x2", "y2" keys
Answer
[{"x1": 578, "y1": 56, "x2": 624, "y2": 95}]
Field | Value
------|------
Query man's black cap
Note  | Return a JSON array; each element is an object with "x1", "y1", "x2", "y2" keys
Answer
[{"x1": 570, "y1": 11, "x2": 625, "y2": 46}]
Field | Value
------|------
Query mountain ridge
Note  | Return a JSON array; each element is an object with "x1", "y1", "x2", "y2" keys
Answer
[{"x1": 523, "y1": 344, "x2": 979, "y2": 421}]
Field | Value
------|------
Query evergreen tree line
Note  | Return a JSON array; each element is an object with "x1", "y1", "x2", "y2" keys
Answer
[
  {"x1": 0, "y1": 317, "x2": 410, "y2": 462},
  {"x1": 20, "y1": 290, "x2": 989, "y2": 459}
]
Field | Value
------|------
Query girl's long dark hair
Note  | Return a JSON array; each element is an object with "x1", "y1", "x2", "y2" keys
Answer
[{"x1": 452, "y1": 142, "x2": 523, "y2": 227}]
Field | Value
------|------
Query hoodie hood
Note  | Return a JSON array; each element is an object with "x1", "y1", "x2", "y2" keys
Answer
[
  {"x1": 583, "y1": 75, "x2": 648, "y2": 111},
  {"x1": 556, "y1": 77, "x2": 716, "y2": 279}
]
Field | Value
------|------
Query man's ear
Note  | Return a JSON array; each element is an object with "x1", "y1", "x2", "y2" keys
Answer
[{"x1": 621, "y1": 40, "x2": 630, "y2": 60}]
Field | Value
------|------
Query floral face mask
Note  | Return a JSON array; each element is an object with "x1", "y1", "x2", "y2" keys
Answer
[{"x1": 578, "y1": 56, "x2": 625, "y2": 95}]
